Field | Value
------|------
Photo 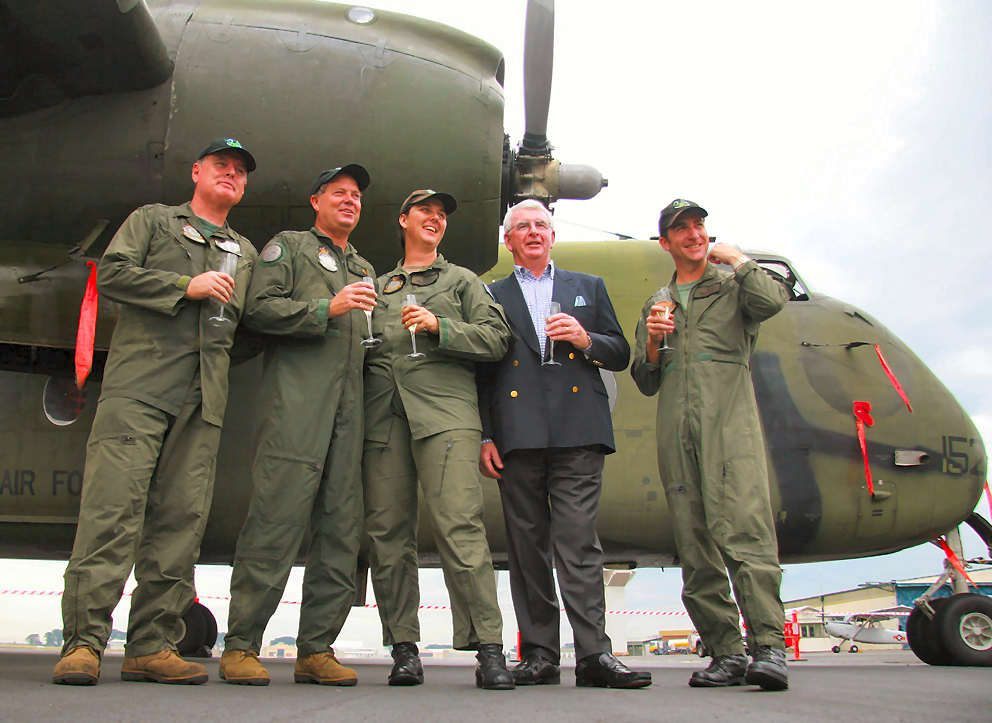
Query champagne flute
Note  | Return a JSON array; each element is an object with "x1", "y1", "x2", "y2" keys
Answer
[
  {"x1": 360, "y1": 276, "x2": 381, "y2": 348},
  {"x1": 404, "y1": 293, "x2": 425, "y2": 360},
  {"x1": 542, "y1": 301, "x2": 562, "y2": 367},
  {"x1": 208, "y1": 252, "x2": 239, "y2": 323},
  {"x1": 655, "y1": 288, "x2": 674, "y2": 352}
]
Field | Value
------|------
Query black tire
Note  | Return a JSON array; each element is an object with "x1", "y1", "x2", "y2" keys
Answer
[
  {"x1": 176, "y1": 602, "x2": 216, "y2": 657},
  {"x1": 936, "y1": 593, "x2": 992, "y2": 667},
  {"x1": 831, "y1": 645, "x2": 841, "y2": 653},
  {"x1": 200, "y1": 603, "x2": 219, "y2": 650},
  {"x1": 907, "y1": 598, "x2": 952, "y2": 666},
  {"x1": 848, "y1": 645, "x2": 859, "y2": 653}
]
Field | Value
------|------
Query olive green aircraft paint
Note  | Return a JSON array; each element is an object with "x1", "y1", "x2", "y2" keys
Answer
[{"x1": 0, "y1": 0, "x2": 506, "y2": 276}]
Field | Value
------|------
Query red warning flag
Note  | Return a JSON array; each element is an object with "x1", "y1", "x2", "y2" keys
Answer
[
  {"x1": 853, "y1": 401, "x2": 875, "y2": 496},
  {"x1": 74, "y1": 261, "x2": 99, "y2": 389},
  {"x1": 874, "y1": 345, "x2": 913, "y2": 413}
]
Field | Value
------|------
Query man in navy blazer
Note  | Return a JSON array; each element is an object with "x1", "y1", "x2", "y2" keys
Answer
[{"x1": 477, "y1": 199, "x2": 650, "y2": 689}]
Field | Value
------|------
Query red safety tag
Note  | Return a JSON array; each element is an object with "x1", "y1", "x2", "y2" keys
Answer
[
  {"x1": 853, "y1": 401, "x2": 875, "y2": 496},
  {"x1": 74, "y1": 261, "x2": 99, "y2": 390},
  {"x1": 936, "y1": 537, "x2": 978, "y2": 591},
  {"x1": 874, "y1": 345, "x2": 913, "y2": 413}
]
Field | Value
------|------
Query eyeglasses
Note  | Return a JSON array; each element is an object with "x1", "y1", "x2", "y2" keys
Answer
[
  {"x1": 511, "y1": 220, "x2": 551, "y2": 232},
  {"x1": 382, "y1": 268, "x2": 440, "y2": 294}
]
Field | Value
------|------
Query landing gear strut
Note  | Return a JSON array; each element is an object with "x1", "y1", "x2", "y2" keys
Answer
[{"x1": 906, "y1": 522, "x2": 992, "y2": 666}]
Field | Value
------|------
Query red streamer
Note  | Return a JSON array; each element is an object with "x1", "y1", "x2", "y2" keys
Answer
[
  {"x1": 874, "y1": 345, "x2": 913, "y2": 413},
  {"x1": 986, "y1": 481, "x2": 992, "y2": 523},
  {"x1": 853, "y1": 401, "x2": 875, "y2": 496},
  {"x1": 936, "y1": 537, "x2": 978, "y2": 590},
  {"x1": 74, "y1": 261, "x2": 99, "y2": 390}
]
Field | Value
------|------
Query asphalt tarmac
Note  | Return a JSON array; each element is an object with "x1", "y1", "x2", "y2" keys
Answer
[{"x1": 2, "y1": 649, "x2": 988, "y2": 722}]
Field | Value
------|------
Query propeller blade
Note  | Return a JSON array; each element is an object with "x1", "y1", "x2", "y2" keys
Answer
[{"x1": 521, "y1": 0, "x2": 554, "y2": 155}]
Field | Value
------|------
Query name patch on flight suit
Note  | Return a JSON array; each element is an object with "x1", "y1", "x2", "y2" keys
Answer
[
  {"x1": 694, "y1": 282, "x2": 722, "y2": 299},
  {"x1": 347, "y1": 259, "x2": 370, "y2": 278},
  {"x1": 318, "y1": 247, "x2": 338, "y2": 272},
  {"x1": 215, "y1": 238, "x2": 242, "y2": 255},
  {"x1": 182, "y1": 224, "x2": 206, "y2": 244}
]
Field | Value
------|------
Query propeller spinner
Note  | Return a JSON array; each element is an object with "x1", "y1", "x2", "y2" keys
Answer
[{"x1": 501, "y1": 0, "x2": 607, "y2": 213}]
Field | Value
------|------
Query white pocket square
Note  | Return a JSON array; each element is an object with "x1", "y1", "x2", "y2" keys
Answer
[{"x1": 574, "y1": 295, "x2": 587, "y2": 307}]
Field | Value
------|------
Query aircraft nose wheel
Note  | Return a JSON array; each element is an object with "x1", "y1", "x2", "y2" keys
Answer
[
  {"x1": 906, "y1": 598, "x2": 952, "y2": 666},
  {"x1": 936, "y1": 593, "x2": 992, "y2": 666},
  {"x1": 175, "y1": 602, "x2": 219, "y2": 658}
]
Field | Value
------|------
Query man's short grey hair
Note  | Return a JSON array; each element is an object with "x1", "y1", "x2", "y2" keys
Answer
[{"x1": 502, "y1": 199, "x2": 554, "y2": 233}]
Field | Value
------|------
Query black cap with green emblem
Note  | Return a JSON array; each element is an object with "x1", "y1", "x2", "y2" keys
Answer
[
  {"x1": 197, "y1": 137, "x2": 256, "y2": 173},
  {"x1": 658, "y1": 198, "x2": 707, "y2": 236}
]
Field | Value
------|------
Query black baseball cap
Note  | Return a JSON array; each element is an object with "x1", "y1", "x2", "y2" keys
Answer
[
  {"x1": 309, "y1": 164, "x2": 371, "y2": 196},
  {"x1": 400, "y1": 189, "x2": 457, "y2": 215},
  {"x1": 197, "y1": 137, "x2": 256, "y2": 172},
  {"x1": 659, "y1": 198, "x2": 707, "y2": 236}
]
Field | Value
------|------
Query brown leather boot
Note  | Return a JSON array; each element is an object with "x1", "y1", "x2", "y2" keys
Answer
[
  {"x1": 120, "y1": 649, "x2": 208, "y2": 684},
  {"x1": 294, "y1": 650, "x2": 357, "y2": 686},
  {"x1": 52, "y1": 646, "x2": 100, "y2": 685},
  {"x1": 219, "y1": 649, "x2": 270, "y2": 686}
]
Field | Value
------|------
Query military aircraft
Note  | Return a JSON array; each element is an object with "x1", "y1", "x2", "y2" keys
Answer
[{"x1": 1, "y1": 0, "x2": 989, "y2": 665}]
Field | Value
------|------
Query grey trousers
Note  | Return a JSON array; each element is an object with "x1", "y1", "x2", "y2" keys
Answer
[{"x1": 498, "y1": 447, "x2": 611, "y2": 662}]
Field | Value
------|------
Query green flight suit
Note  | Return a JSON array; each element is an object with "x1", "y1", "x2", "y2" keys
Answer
[
  {"x1": 631, "y1": 260, "x2": 789, "y2": 656},
  {"x1": 363, "y1": 254, "x2": 511, "y2": 648},
  {"x1": 225, "y1": 228, "x2": 375, "y2": 657},
  {"x1": 61, "y1": 203, "x2": 257, "y2": 658}
]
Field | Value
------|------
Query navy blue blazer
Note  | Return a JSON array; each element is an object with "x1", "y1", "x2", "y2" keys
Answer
[{"x1": 478, "y1": 267, "x2": 629, "y2": 455}]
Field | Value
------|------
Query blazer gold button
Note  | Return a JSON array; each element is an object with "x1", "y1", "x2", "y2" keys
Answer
[
  {"x1": 510, "y1": 390, "x2": 518, "y2": 398},
  {"x1": 568, "y1": 353, "x2": 575, "y2": 359},
  {"x1": 513, "y1": 360, "x2": 519, "y2": 367},
  {"x1": 572, "y1": 386, "x2": 578, "y2": 393}
]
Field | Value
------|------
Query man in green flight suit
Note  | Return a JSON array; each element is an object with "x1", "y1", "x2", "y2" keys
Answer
[
  {"x1": 52, "y1": 138, "x2": 258, "y2": 686},
  {"x1": 219, "y1": 165, "x2": 377, "y2": 687},
  {"x1": 631, "y1": 199, "x2": 791, "y2": 691},
  {"x1": 363, "y1": 189, "x2": 515, "y2": 690}
]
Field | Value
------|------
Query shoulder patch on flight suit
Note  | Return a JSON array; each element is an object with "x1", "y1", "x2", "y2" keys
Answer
[
  {"x1": 182, "y1": 223, "x2": 206, "y2": 244},
  {"x1": 318, "y1": 247, "x2": 338, "y2": 271},
  {"x1": 260, "y1": 241, "x2": 284, "y2": 263}
]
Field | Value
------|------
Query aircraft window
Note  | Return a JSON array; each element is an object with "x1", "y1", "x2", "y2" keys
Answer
[
  {"x1": 43, "y1": 376, "x2": 90, "y2": 426},
  {"x1": 757, "y1": 260, "x2": 809, "y2": 301}
]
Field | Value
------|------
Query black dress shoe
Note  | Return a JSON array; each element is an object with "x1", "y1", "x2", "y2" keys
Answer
[
  {"x1": 688, "y1": 654, "x2": 746, "y2": 687},
  {"x1": 388, "y1": 642, "x2": 424, "y2": 686},
  {"x1": 475, "y1": 644, "x2": 515, "y2": 690},
  {"x1": 745, "y1": 646, "x2": 788, "y2": 691},
  {"x1": 511, "y1": 655, "x2": 560, "y2": 686},
  {"x1": 575, "y1": 653, "x2": 652, "y2": 689}
]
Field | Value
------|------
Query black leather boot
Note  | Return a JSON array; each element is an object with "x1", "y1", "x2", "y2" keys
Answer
[
  {"x1": 688, "y1": 654, "x2": 747, "y2": 687},
  {"x1": 745, "y1": 646, "x2": 789, "y2": 690},
  {"x1": 474, "y1": 644, "x2": 515, "y2": 690},
  {"x1": 388, "y1": 642, "x2": 424, "y2": 686}
]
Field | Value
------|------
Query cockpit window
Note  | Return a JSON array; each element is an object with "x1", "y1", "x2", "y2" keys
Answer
[{"x1": 756, "y1": 260, "x2": 809, "y2": 301}]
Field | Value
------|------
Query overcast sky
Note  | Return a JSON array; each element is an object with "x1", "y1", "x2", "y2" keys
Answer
[{"x1": 3, "y1": 0, "x2": 990, "y2": 648}]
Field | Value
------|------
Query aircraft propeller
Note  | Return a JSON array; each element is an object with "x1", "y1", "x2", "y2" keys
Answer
[{"x1": 501, "y1": 0, "x2": 607, "y2": 213}]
